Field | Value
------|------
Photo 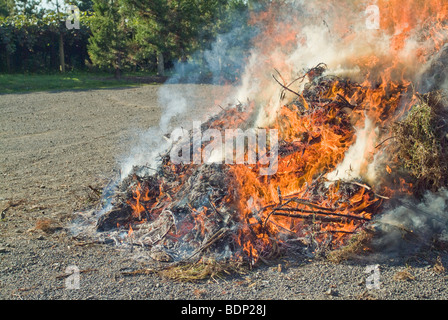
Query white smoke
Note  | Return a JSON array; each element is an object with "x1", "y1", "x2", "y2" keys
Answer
[
  {"x1": 158, "y1": 86, "x2": 188, "y2": 133},
  {"x1": 117, "y1": 2, "x2": 413, "y2": 180},
  {"x1": 326, "y1": 116, "x2": 378, "y2": 183},
  {"x1": 114, "y1": 1, "x2": 448, "y2": 252},
  {"x1": 119, "y1": 126, "x2": 170, "y2": 180},
  {"x1": 371, "y1": 189, "x2": 448, "y2": 255}
]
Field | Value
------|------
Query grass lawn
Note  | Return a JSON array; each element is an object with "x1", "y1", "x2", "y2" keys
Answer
[{"x1": 0, "y1": 72, "x2": 164, "y2": 94}]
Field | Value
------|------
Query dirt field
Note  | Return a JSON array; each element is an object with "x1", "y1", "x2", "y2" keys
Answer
[{"x1": 1, "y1": 84, "x2": 448, "y2": 301}]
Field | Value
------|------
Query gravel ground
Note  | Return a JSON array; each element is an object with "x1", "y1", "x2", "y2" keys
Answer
[{"x1": 1, "y1": 84, "x2": 448, "y2": 301}]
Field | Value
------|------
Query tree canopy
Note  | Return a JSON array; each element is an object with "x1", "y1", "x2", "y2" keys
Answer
[{"x1": 0, "y1": 0, "x2": 263, "y2": 79}]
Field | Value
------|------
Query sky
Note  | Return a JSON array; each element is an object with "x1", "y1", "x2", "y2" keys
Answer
[
  {"x1": 39, "y1": 1, "x2": 53, "y2": 9},
  {"x1": 39, "y1": 0, "x2": 67, "y2": 11}
]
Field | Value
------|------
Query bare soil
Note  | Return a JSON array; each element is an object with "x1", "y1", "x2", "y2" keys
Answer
[{"x1": 1, "y1": 84, "x2": 447, "y2": 300}]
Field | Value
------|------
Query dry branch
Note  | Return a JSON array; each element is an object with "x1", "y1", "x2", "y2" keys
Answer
[
  {"x1": 270, "y1": 211, "x2": 366, "y2": 224},
  {"x1": 272, "y1": 74, "x2": 301, "y2": 98},
  {"x1": 271, "y1": 207, "x2": 370, "y2": 221}
]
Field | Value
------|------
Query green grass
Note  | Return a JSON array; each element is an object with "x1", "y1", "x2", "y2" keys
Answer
[{"x1": 0, "y1": 72, "x2": 159, "y2": 94}]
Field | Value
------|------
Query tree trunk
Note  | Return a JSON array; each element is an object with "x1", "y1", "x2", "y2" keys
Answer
[
  {"x1": 115, "y1": 53, "x2": 122, "y2": 80},
  {"x1": 115, "y1": 67, "x2": 122, "y2": 80},
  {"x1": 157, "y1": 51, "x2": 165, "y2": 76},
  {"x1": 59, "y1": 32, "x2": 65, "y2": 73}
]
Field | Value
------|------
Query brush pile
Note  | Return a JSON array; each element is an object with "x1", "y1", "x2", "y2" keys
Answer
[{"x1": 73, "y1": 64, "x2": 448, "y2": 270}]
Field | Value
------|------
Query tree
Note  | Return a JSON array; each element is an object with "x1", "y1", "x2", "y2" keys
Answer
[
  {"x1": 124, "y1": 0, "x2": 170, "y2": 76},
  {"x1": 125, "y1": 0, "x2": 214, "y2": 76},
  {"x1": 88, "y1": 0, "x2": 133, "y2": 78},
  {"x1": 47, "y1": 0, "x2": 69, "y2": 72},
  {"x1": 0, "y1": 0, "x2": 15, "y2": 17},
  {"x1": 71, "y1": 0, "x2": 94, "y2": 12},
  {"x1": 0, "y1": 6, "x2": 93, "y2": 73},
  {"x1": 196, "y1": 0, "x2": 254, "y2": 82},
  {"x1": 125, "y1": 0, "x2": 251, "y2": 79},
  {"x1": 15, "y1": 0, "x2": 39, "y2": 15}
]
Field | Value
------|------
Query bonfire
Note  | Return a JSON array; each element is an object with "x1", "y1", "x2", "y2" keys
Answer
[{"x1": 73, "y1": 0, "x2": 448, "y2": 275}]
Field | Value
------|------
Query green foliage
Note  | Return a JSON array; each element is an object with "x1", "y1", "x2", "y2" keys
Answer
[
  {"x1": 122, "y1": 0, "x2": 254, "y2": 81},
  {"x1": 0, "y1": 0, "x2": 14, "y2": 17},
  {"x1": 88, "y1": 0, "x2": 132, "y2": 77},
  {"x1": 1, "y1": 0, "x2": 254, "y2": 77},
  {"x1": 15, "y1": 0, "x2": 40, "y2": 15},
  {"x1": 125, "y1": 0, "x2": 203, "y2": 62},
  {"x1": 0, "y1": 10, "x2": 94, "y2": 72},
  {"x1": 392, "y1": 92, "x2": 448, "y2": 192},
  {"x1": 69, "y1": 0, "x2": 94, "y2": 12}
]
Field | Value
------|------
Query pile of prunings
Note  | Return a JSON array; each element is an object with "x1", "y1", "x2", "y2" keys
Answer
[
  {"x1": 74, "y1": 63, "x2": 448, "y2": 280},
  {"x1": 86, "y1": 65, "x2": 381, "y2": 266},
  {"x1": 391, "y1": 91, "x2": 448, "y2": 194}
]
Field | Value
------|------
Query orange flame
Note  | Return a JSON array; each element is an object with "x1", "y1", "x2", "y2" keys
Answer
[{"x1": 122, "y1": 0, "x2": 448, "y2": 264}]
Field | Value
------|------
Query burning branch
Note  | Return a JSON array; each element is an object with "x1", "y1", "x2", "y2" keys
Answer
[
  {"x1": 262, "y1": 196, "x2": 371, "y2": 231},
  {"x1": 270, "y1": 211, "x2": 350, "y2": 224},
  {"x1": 272, "y1": 74, "x2": 301, "y2": 98},
  {"x1": 270, "y1": 210, "x2": 369, "y2": 222},
  {"x1": 336, "y1": 94, "x2": 356, "y2": 110}
]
